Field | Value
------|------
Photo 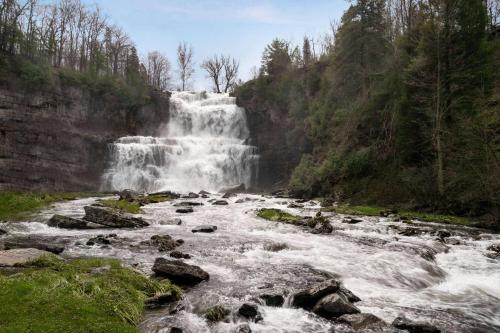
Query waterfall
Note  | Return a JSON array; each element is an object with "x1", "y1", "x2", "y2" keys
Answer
[{"x1": 101, "y1": 91, "x2": 259, "y2": 193}]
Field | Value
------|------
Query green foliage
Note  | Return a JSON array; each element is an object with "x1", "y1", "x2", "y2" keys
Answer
[
  {"x1": 0, "y1": 258, "x2": 180, "y2": 333},
  {"x1": 15, "y1": 58, "x2": 53, "y2": 89},
  {"x1": 0, "y1": 192, "x2": 105, "y2": 221},
  {"x1": 204, "y1": 305, "x2": 230, "y2": 322},
  {"x1": 256, "y1": 208, "x2": 300, "y2": 223},
  {"x1": 99, "y1": 199, "x2": 143, "y2": 214}
]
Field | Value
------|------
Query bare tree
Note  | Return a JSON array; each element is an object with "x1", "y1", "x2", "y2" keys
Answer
[
  {"x1": 221, "y1": 56, "x2": 239, "y2": 93},
  {"x1": 176, "y1": 41, "x2": 194, "y2": 91},
  {"x1": 145, "y1": 51, "x2": 171, "y2": 91},
  {"x1": 201, "y1": 54, "x2": 224, "y2": 93}
]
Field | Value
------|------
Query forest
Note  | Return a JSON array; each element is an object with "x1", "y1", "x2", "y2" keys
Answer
[{"x1": 236, "y1": 0, "x2": 500, "y2": 225}]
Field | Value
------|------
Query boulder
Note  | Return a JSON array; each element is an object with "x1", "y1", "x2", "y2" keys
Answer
[
  {"x1": 291, "y1": 279, "x2": 340, "y2": 310},
  {"x1": 0, "y1": 228, "x2": 7, "y2": 236},
  {"x1": 86, "y1": 235, "x2": 111, "y2": 246},
  {"x1": 288, "y1": 203, "x2": 304, "y2": 208},
  {"x1": 312, "y1": 221, "x2": 334, "y2": 234},
  {"x1": 174, "y1": 202, "x2": 203, "y2": 207},
  {"x1": 205, "y1": 305, "x2": 230, "y2": 322},
  {"x1": 436, "y1": 230, "x2": 451, "y2": 240},
  {"x1": 312, "y1": 293, "x2": 360, "y2": 319},
  {"x1": 150, "y1": 191, "x2": 181, "y2": 199},
  {"x1": 119, "y1": 189, "x2": 141, "y2": 202},
  {"x1": 152, "y1": 258, "x2": 209, "y2": 285},
  {"x1": 487, "y1": 244, "x2": 500, "y2": 253},
  {"x1": 213, "y1": 200, "x2": 229, "y2": 205},
  {"x1": 259, "y1": 294, "x2": 285, "y2": 307},
  {"x1": 150, "y1": 235, "x2": 178, "y2": 251},
  {"x1": 170, "y1": 251, "x2": 191, "y2": 259},
  {"x1": 235, "y1": 323, "x2": 252, "y2": 333},
  {"x1": 3, "y1": 237, "x2": 64, "y2": 254},
  {"x1": 238, "y1": 303, "x2": 262, "y2": 321},
  {"x1": 48, "y1": 214, "x2": 95, "y2": 229},
  {"x1": 182, "y1": 192, "x2": 200, "y2": 199},
  {"x1": 392, "y1": 316, "x2": 441, "y2": 333},
  {"x1": 338, "y1": 313, "x2": 387, "y2": 330},
  {"x1": 192, "y1": 225, "x2": 217, "y2": 233},
  {"x1": 144, "y1": 291, "x2": 178, "y2": 310},
  {"x1": 235, "y1": 199, "x2": 245, "y2": 203},
  {"x1": 342, "y1": 217, "x2": 363, "y2": 224},
  {"x1": 263, "y1": 242, "x2": 288, "y2": 252},
  {"x1": 169, "y1": 328, "x2": 183, "y2": 333},
  {"x1": 83, "y1": 206, "x2": 149, "y2": 228},
  {"x1": 222, "y1": 193, "x2": 237, "y2": 199},
  {"x1": 199, "y1": 190, "x2": 211, "y2": 195},
  {"x1": 0, "y1": 248, "x2": 58, "y2": 267},
  {"x1": 176, "y1": 207, "x2": 194, "y2": 214},
  {"x1": 160, "y1": 218, "x2": 182, "y2": 225},
  {"x1": 338, "y1": 286, "x2": 361, "y2": 303}
]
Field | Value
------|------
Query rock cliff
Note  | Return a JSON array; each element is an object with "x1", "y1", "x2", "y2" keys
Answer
[{"x1": 0, "y1": 83, "x2": 169, "y2": 191}]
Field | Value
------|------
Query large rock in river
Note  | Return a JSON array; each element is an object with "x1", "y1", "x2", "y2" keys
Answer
[
  {"x1": 83, "y1": 206, "x2": 149, "y2": 228},
  {"x1": 291, "y1": 279, "x2": 340, "y2": 310},
  {"x1": 392, "y1": 316, "x2": 441, "y2": 333},
  {"x1": 152, "y1": 258, "x2": 209, "y2": 285},
  {"x1": 0, "y1": 248, "x2": 58, "y2": 267},
  {"x1": 48, "y1": 214, "x2": 95, "y2": 229},
  {"x1": 3, "y1": 237, "x2": 64, "y2": 254},
  {"x1": 311, "y1": 293, "x2": 360, "y2": 319}
]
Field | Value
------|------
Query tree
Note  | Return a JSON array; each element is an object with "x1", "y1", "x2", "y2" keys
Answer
[
  {"x1": 222, "y1": 55, "x2": 239, "y2": 93},
  {"x1": 261, "y1": 38, "x2": 291, "y2": 77},
  {"x1": 176, "y1": 41, "x2": 194, "y2": 91},
  {"x1": 201, "y1": 54, "x2": 223, "y2": 93},
  {"x1": 146, "y1": 51, "x2": 171, "y2": 91},
  {"x1": 303, "y1": 36, "x2": 313, "y2": 66}
]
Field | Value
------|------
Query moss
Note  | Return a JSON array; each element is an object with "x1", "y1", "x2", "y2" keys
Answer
[
  {"x1": 257, "y1": 208, "x2": 301, "y2": 223},
  {"x1": 205, "y1": 305, "x2": 230, "y2": 322},
  {"x1": 0, "y1": 192, "x2": 106, "y2": 221},
  {"x1": 143, "y1": 194, "x2": 176, "y2": 204},
  {"x1": 0, "y1": 257, "x2": 180, "y2": 333},
  {"x1": 99, "y1": 199, "x2": 144, "y2": 214}
]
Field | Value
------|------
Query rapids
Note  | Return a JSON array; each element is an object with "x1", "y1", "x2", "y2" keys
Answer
[
  {"x1": 2, "y1": 194, "x2": 499, "y2": 333},
  {"x1": 101, "y1": 91, "x2": 258, "y2": 193}
]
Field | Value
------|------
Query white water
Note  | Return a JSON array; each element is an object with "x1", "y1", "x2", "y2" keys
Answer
[
  {"x1": 3, "y1": 195, "x2": 500, "y2": 332},
  {"x1": 101, "y1": 91, "x2": 258, "y2": 193}
]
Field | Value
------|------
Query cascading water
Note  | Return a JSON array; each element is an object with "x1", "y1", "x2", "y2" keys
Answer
[{"x1": 101, "y1": 91, "x2": 258, "y2": 193}]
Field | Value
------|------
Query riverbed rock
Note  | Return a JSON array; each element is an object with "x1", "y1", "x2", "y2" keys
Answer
[
  {"x1": 259, "y1": 293, "x2": 285, "y2": 307},
  {"x1": 342, "y1": 217, "x2": 363, "y2": 224},
  {"x1": 338, "y1": 313, "x2": 387, "y2": 330},
  {"x1": 176, "y1": 207, "x2": 194, "y2": 214},
  {"x1": 392, "y1": 316, "x2": 441, "y2": 333},
  {"x1": 86, "y1": 235, "x2": 111, "y2": 246},
  {"x1": 48, "y1": 214, "x2": 95, "y2": 229},
  {"x1": 150, "y1": 235, "x2": 178, "y2": 251},
  {"x1": 312, "y1": 221, "x2": 334, "y2": 234},
  {"x1": 292, "y1": 279, "x2": 340, "y2": 310},
  {"x1": 119, "y1": 189, "x2": 141, "y2": 202},
  {"x1": 174, "y1": 202, "x2": 203, "y2": 207},
  {"x1": 235, "y1": 323, "x2": 252, "y2": 333},
  {"x1": 144, "y1": 291, "x2": 178, "y2": 310},
  {"x1": 83, "y1": 206, "x2": 149, "y2": 228},
  {"x1": 152, "y1": 258, "x2": 209, "y2": 285},
  {"x1": 160, "y1": 218, "x2": 183, "y2": 225},
  {"x1": 213, "y1": 200, "x2": 229, "y2": 205},
  {"x1": 0, "y1": 228, "x2": 7, "y2": 236},
  {"x1": 192, "y1": 225, "x2": 217, "y2": 233},
  {"x1": 338, "y1": 286, "x2": 361, "y2": 303},
  {"x1": 222, "y1": 193, "x2": 237, "y2": 199},
  {"x1": 312, "y1": 293, "x2": 360, "y2": 319},
  {"x1": 150, "y1": 191, "x2": 181, "y2": 199},
  {"x1": 3, "y1": 237, "x2": 64, "y2": 254},
  {"x1": 288, "y1": 203, "x2": 304, "y2": 208},
  {"x1": 205, "y1": 305, "x2": 230, "y2": 322},
  {"x1": 182, "y1": 192, "x2": 200, "y2": 199},
  {"x1": 487, "y1": 244, "x2": 500, "y2": 253},
  {"x1": 238, "y1": 303, "x2": 262, "y2": 321},
  {"x1": 0, "y1": 248, "x2": 58, "y2": 267},
  {"x1": 263, "y1": 242, "x2": 288, "y2": 252},
  {"x1": 170, "y1": 251, "x2": 191, "y2": 259},
  {"x1": 199, "y1": 190, "x2": 211, "y2": 195}
]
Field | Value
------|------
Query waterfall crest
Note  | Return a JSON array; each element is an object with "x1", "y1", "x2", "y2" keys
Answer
[{"x1": 101, "y1": 91, "x2": 258, "y2": 193}]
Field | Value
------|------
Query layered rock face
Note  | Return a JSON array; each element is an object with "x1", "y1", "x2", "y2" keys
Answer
[{"x1": 0, "y1": 83, "x2": 169, "y2": 191}]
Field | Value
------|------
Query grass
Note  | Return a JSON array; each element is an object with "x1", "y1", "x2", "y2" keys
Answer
[
  {"x1": 0, "y1": 192, "x2": 105, "y2": 221},
  {"x1": 205, "y1": 305, "x2": 230, "y2": 322},
  {"x1": 0, "y1": 255, "x2": 181, "y2": 333},
  {"x1": 257, "y1": 208, "x2": 301, "y2": 223},
  {"x1": 99, "y1": 199, "x2": 144, "y2": 214},
  {"x1": 143, "y1": 194, "x2": 176, "y2": 204},
  {"x1": 332, "y1": 204, "x2": 472, "y2": 226}
]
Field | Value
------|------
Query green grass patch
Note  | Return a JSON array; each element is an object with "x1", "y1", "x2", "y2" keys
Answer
[
  {"x1": 332, "y1": 204, "x2": 471, "y2": 226},
  {"x1": 99, "y1": 199, "x2": 143, "y2": 214},
  {"x1": 257, "y1": 208, "x2": 301, "y2": 223},
  {"x1": 0, "y1": 192, "x2": 105, "y2": 221},
  {"x1": 204, "y1": 305, "x2": 230, "y2": 322},
  {"x1": 143, "y1": 194, "x2": 176, "y2": 204},
  {"x1": 0, "y1": 256, "x2": 180, "y2": 333}
]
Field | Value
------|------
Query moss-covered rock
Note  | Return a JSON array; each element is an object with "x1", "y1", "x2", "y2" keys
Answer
[
  {"x1": 205, "y1": 305, "x2": 230, "y2": 322},
  {"x1": 256, "y1": 208, "x2": 301, "y2": 224}
]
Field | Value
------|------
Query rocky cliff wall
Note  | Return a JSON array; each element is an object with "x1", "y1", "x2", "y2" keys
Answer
[{"x1": 0, "y1": 84, "x2": 169, "y2": 191}]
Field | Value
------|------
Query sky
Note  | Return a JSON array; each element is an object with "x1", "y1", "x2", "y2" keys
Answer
[{"x1": 81, "y1": 0, "x2": 349, "y2": 90}]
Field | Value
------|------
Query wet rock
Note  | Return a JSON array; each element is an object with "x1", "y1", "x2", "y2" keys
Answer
[
  {"x1": 144, "y1": 291, "x2": 178, "y2": 310},
  {"x1": 213, "y1": 200, "x2": 229, "y2": 205},
  {"x1": 152, "y1": 258, "x2": 209, "y2": 285},
  {"x1": 398, "y1": 227, "x2": 427, "y2": 237},
  {"x1": 0, "y1": 248, "x2": 59, "y2": 267},
  {"x1": 199, "y1": 190, "x2": 211, "y2": 195},
  {"x1": 170, "y1": 251, "x2": 191, "y2": 259},
  {"x1": 263, "y1": 242, "x2": 288, "y2": 252},
  {"x1": 436, "y1": 230, "x2": 451, "y2": 240},
  {"x1": 342, "y1": 217, "x2": 363, "y2": 224},
  {"x1": 86, "y1": 235, "x2": 111, "y2": 246},
  {"x1": 3, "y1": 237, "x2": 64, "y2": 254},
  {"x1": 48, "y1": 214, "x2": 94, "y2": 229},
  {"x1": 160, "y1": 218, "x2": 182, "y2": 225},
  {"x1": 176, "y1": 207, "x2": 194, "y2": 214},
  {"x1": 0, "y1": 228, "x2": 7, "y2": 236},
  {"x1": 312, "y1": 221, "x2": 334, "y2": 234},
  {"x1": 176, "y1": 239, "x2": 184, "y2": 245},
  {"x1": 235, "y1": 323, "x2": 252, "y2": 333},
  {"x1": 182, "y1": 192, "x2": 200, "y2": 199},
  {"x1": 235, "y1": 199, "x2": 245, "y2": 203},
  {"x1": 338, "y1": 286, "x2": 361, "y2": 303},
  {"x1": 487, "y1": 244, "x2": 500, "y2": 253},
  {"x1": 238, "y1": 303, "x2": 262, "y2": 321},
  {"x1": 150, "y1": 235, "x2": 178, "y2": 251},
  {"x1": 192, "y1": 225, "x2": 217, "y2": 233},
  {"x1": 222, "y1": 193, "x2": 237, "y2": 199},
  {"x1": 205, "y1": 305, "x2": 230, "y2": 322},
  {"x1": 169, "y1": 328, "x2": 183, "y2": 333},
  {"x1": 150, "y1": 191, "x2": 181, "y2": 199},
  {"x1": 174, "y1": 202, "x2": 203, "y2": 207},
  {"x1": 312, "y1": 293, "x2": 360, "y2": 319},
  {"x1": 392, "y1": 316, "x2": 441, "y2": 333},
  {"x1": 288, "y1": 203, "x2": 304, "y2": 208},
  {"x1": 445, "y1": 238, "x2": 461, "y2": 245},
  {"x1": 83, "y1": 206, "x2": 149, "y2": 228},
  {"x1": 292, "y1": 279, "x2": 340, "y2": 310},
  {"x1": 119, "y1": 189, "x2": 141, "y2": 202},
  {"x1": 259, "y1": 293, "x2": 285, "y2": 307},
  {"x1": 338, "y1": 313, "x2": 387, "y2": 330}
]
